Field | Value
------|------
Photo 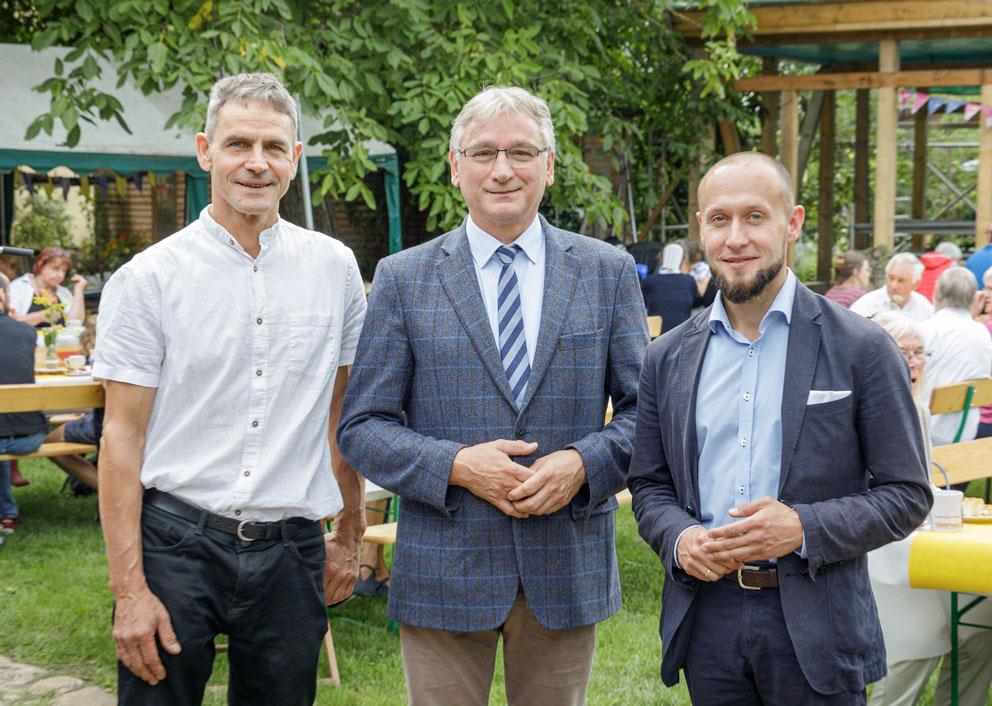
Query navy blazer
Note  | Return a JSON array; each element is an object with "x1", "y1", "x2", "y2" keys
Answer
[
  {"x1": 338, "y1": 216, "x2": 648, "y2": 631},
  {"x1": 627, "y1": 283, "x2": 932, "y2": 695}
]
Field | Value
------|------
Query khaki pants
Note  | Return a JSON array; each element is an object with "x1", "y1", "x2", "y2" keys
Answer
[{"x1": 400, "y1": 590, "x2": 596, "y2": 706}]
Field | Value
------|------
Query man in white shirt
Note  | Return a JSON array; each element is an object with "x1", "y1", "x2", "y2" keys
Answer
[
  {"x1": 94, "y1": 73, "x2": 367, "y2": 706},
  {"x1": 851, "y1": 252, "x2": 934, "y2": 323},
  {"x1": 920, "y1": 266, "x2": 992, "y2": 448}
]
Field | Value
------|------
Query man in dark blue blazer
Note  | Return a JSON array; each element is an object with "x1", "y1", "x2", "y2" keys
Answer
[
  {"x1": 338, "y1": 86, "x2": 647, "y2": 705},
  {"x1": 628, "y1": 152, "x2": 932, "y2": 705}
]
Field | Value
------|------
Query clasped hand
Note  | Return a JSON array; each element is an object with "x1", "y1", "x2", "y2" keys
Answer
[
  {"x1": 676, "y1": 496, "x2": 804, "y2": 582},
  {"x1": 451, "y1": 440, "x2": 586, "y2": 518}
]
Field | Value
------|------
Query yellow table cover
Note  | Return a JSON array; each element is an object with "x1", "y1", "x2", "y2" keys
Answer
[{"x1": 909, "y1": 524, "x2": 992, "y2": 594}]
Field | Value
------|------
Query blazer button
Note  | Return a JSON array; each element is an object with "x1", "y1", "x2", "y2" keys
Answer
[
  {"x1": 686, "y1": 505, "x2": 696, "y2": 517},
  {"x1": 516, "y1": 426, "x2": 527, "y2": 438}
]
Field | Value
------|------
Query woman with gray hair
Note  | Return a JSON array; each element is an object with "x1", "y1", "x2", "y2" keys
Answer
[{"x1": 640, "y1": 241, "x2": 705, "y2": 333}]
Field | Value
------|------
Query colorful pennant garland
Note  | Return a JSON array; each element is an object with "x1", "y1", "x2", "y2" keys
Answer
[
  {"x1": 7, "y1": 170, "x2": 172, "y2": 200},
  {"x1": 899, "y1": 88, "x2": 992, "y2": 128}
]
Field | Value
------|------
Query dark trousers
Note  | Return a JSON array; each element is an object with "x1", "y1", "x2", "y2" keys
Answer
[
  {"x1": 682, "y1": 579, "x2": 866, "y2": 706},
  {"x1": 117, "y1": 501, "x2": 328, "y2": 706}
]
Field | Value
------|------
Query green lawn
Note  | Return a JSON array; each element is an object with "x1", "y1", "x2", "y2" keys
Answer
[{"x1": 0, "y1": 458, "x2": 985, "y2": 705}]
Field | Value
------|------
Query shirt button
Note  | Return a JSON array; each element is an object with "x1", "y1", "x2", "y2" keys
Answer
[
  {"x1": 256, "y1": 369, "x2": 263, "y2": 376},
  {"x1": 253, "y1": 265, "x2": 258, "y2": 273},
  {"x1": 739, "y1": 485, "x2": 745, "y2": 494},
  {"x1": 251, "y1": 420, "x2": 259, "y2": 428},
  {"x1": 244, "y1": 471, "x2": 251, "y2": 477},
  {"x1": 229, "y1": 238, "x2": 235, "y2": 246},
  {"x1": 743, "y1": 392, "x2": 751, "y2": 401},
  {"x1": 516, "y1": 426, "x2": 527, "y2": 438},
  {"x1": 740, "y1": 438, "x2": 747, "y2": 447},
  {"x1": 234, "y1": 509, "x2": 242, "y2": 516},
  {"x1": 256, "y1": 318, "x2": 263, "y2": 325},
  {"x1": 748, "y1": 348, "x2": 755, "y2": 357}
]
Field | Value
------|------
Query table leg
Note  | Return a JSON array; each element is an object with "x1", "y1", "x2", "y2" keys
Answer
[{"x1": 951, "y1": 591, "x2": 959, "y2": 706}]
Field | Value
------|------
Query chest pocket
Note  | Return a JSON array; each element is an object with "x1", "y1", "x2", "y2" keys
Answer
[
  {"x1": 558, "y1": 328, "x2": 603, "y2": 350},
  {"x1": 288, "y1": 312, "x2": 338, "y2": 379}
]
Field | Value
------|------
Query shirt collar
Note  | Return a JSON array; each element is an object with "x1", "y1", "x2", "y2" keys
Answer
[
  {"x1": 466, "y1": 214, "x2": 542, "y2": 268},
  {"x1": 709, "y1": 268, "x2": 797, "y2": 336},
  {"x1": 199, "y1": 206, "x2": 282, "y2": 250}
]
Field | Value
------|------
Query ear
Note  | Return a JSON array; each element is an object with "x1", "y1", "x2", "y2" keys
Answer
[
  {"x1": 449, "y1": 150, "x2": 460, "y2": 188},
  {"x1": 786, "y1": 205, "x2": 805, "y2": 244},
  {"x1": 545, "y1": 150, "x2": 555, "y2": 187},
  {"x1": 290, "y1": 141, "x2": 303, "y2": 179},
  {"x1": 195, "y1": 132, "x2": 212, "y2": 172}
]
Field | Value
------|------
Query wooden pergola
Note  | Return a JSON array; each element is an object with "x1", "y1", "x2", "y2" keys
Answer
[{"x1": 675, "y1": 0, "x2": 992, "y2": 279}]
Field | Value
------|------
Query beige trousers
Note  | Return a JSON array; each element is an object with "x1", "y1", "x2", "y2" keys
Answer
[{"x1": 399, "y1": 590, "x2": 596, "y2": 706}]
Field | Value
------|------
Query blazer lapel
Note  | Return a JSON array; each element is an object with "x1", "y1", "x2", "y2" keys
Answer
[
  {"x1": 436, "y1": 226, "x2": 518, "y2": 409},
  {"x1": 518, "y1": 218, "x2": 579, "y2": 413},
  {"x1": 778, "y1": 285, "x2": 822, "y2": 492},
  {"x1": 678, "y1": 315, "x2": 711, "y2": 507}
]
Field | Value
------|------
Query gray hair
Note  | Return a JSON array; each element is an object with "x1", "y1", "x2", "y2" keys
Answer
[
  {"x1": 934, "y1": 266, "x2": 977, "y2": 311},
  {"x1": 885, "y1": 252, "x2": 924, "y2": 283},
  {"x1": 934, "y1": 241, "x2": 962, "y2": 261},
  {"x1": 872, "y1": 310, "x2": 924, "y2": 347},
  {"x1": 0, "y1": 272, "x2": 8, "y2": 315},
  {"x1": 449, "y1": 86, "x2": 556, "y2": 154},
  {"x1": 205, "y1": 73, "x2": 297, "y2": 139}
]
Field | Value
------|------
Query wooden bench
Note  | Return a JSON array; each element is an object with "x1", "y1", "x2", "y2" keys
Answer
[
  {"x1": 928, "y1": 379, "x2": 992, "y2": 490},
  {"x1": 0, "y1": 382, "x2": 103, "y2": 461}
]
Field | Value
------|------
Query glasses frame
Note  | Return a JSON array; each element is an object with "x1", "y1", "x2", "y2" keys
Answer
[{"x1": 455, "y1": 145, "x2": 550, "y2": 166}]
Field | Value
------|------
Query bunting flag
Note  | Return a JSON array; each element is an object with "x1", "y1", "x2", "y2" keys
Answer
[
  {"x1": 945, "y1": 100, "x2": 966, "y2": 114},
  {"x1": 94, "y1": 175, "x2": 108, "y2": 197},
  {"x1": 60, "y1": 178, "x2": 72, "y2": 199},
  {"x1": 79, "y1": 176, "x2": 90, "y2": 200},
  {"x1": 927, "y1": 96, "x2": 946, "y2": 116},
  {"x1": 148, "y1": 172, "x2": 157, "y2": 189},
  {"x1": 10, "y1": 169, "x2": 164, "y2": 200},
  {"x1": 985, "y1": 106, "x2": 992, "y2": 129},
  {"x1": 114, "y1": 175, "x2": 127, "y2": 198},
  {"x1": 899, "y1": 88, "x2": 992, "y2": 124},
  {"x1": 964, "y1": 103, "x2": 983, "y2": 121},
  {"x1": 22, "y1": 173, "x2": 35, "y2": 196},
  {"x1": 911, "y1": 92, "x2": 930, "y2": 114},
  {"x1": 899, "y1": 88, "x2": 914, "y2": 107},
  {"x1": 134, "y1": 172, "x2": 142, "y2": 193},
  {"x1": 43, "y1": 178, "x2": 54, "y2": 198}
]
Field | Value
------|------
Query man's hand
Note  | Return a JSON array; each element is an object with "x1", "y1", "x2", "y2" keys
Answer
[
  {"x1": 506, "y1": 449, "x2": 586, "y2": 516},
  {"x1": 676, "y1": 526, "x2": 741, "y2": 581},
  {"x1": 450, "y1": 439, "x2": 538, "y2": 518},
  {"x1": 112, "y1": 585, "x2": 181, "y2": 685},
  {"x1": 323, "y1": 529, "x2": 362, "y2": 606},
  {"x1": 701, "y1": 497, "x2": 804, "y2": 564}
]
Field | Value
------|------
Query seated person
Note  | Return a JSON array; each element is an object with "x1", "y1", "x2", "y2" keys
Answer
[
  {"x1": 640, "y1": 242, "x2": 707, "y2": 333},
  {"x1": 9, "y1": 246, "x2": 87, "y2": 327},
  {"x1": 0, "y1": 273, "x2": 47, "y2": 531},
  {"x1": 45, "y1": 407, "x2": 102, "y2": 493}
]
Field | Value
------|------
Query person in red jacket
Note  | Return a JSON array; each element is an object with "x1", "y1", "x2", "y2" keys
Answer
[{"x1": 916, "y1": 241, "x2": 961, "y2": 301}]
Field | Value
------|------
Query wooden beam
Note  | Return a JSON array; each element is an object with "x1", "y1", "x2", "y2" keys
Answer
[
  {"x1": 873, "y1": 40, "x2": 900, "y2": 252},
  {"x1": 718, "y1": 119, "x2": 741, "y2": 155},
  {"x1": 0, "y1": 383, "x2": 104, "y2": 413},
  {"x1": 817, "y1": 92, "x2": 836, "y2": 285},
  {"x1": 673, "y1": 1, "x2": 992, "y2": 41},
  {"x1": 978, "y1": 82, "x2": 992, "y2": 248},
  {"x1": 853, "y1": 90, "x2": 870, "y2": 250},
  {"x1": 780, "y1": 90, "x2": 799, "y2": 267},
  {"x1": 735, "y1": 69, "x2": 992, "y2": 93},
  {"x1": 911, "y1": 108, "x2": 928, "y2": 249},
  {"x1": 760, "y1": 57, "x2": 779, "y2": 156},
  {"x1": 796, "y1": 91, "x2": 825, "y2": 193}
]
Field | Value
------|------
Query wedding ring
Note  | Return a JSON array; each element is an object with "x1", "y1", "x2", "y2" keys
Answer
[{"x1": 704, "y1": 567, "x2": 712, "y2": 579}]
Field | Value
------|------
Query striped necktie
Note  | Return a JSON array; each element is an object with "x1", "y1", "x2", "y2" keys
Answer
[{"x1": 494, "y1": 245, "x2": 530, "y2": 408}]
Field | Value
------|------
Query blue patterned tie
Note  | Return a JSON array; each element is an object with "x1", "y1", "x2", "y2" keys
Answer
[{"x1": 494, "y1": 245, "x2": 530, "y2": 408}]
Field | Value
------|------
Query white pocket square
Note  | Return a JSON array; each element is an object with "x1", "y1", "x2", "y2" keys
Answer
[{"x1": 807, "y1": 390, "x2": 851, "y2": 405}]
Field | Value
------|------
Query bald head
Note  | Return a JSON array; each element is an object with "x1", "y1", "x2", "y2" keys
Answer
[{"x1": 698, "y1": 152, "x2": 795, "y2": 213}]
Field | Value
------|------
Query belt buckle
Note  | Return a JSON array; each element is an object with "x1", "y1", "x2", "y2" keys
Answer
[
  {"x1": 737, "y1": 564, "x2": 761, "y2": 591},
  {"x1": 236, "y1": 520, "x2": 255, "y2": 542}
]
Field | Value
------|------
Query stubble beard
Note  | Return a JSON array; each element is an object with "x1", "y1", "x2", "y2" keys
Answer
[{"x1": 712, "y1": 257, "x2": 785, "y2": 304}]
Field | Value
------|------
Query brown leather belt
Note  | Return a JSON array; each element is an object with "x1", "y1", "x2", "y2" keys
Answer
[{"x1": 721, "y1": 565, "x2": 779, "y2": 590}]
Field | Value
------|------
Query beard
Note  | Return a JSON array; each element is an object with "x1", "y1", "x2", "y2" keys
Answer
[{"x1": 712, "y1": 257, "x2": 784, "y2": 304}]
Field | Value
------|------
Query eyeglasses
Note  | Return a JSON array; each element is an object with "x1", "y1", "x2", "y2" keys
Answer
[
  {"x1": 899, "y1": 348, "x2": 928, "y2": 363},
  {"x1": 456, "y1": 146, "x2": 550, "y2": 165}
]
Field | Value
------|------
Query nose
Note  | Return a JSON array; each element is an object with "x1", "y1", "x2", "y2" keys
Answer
[
  {"x1": 725, "y1": 216, "x2": 749, "y2": 248},
  {"x1": 489, "y1": 150, "x2": 515, "y2": 180},
  {"x1": 244, "y1": 144, "x2": 268, "y2": 173}
]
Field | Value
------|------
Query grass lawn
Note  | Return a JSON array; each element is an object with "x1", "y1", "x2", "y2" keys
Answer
[{"x1": 0, "y1": 458, "x2": 987, "y2": 705}]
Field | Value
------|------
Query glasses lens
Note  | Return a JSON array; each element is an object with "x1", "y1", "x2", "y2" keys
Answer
[
  {"x1": 507, "y1": 147, "x2": 540, "y2": 163},
  {"x1": 465, "y1": 148, "x2": 497, "y2": 162}
]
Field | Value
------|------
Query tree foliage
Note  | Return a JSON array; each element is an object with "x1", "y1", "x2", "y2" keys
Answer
[{"x1": 21, "y1": 0, "x2": 754, "y2": 237}]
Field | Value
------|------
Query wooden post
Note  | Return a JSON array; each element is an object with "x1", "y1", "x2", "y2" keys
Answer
[
  {"x1": 818, "y1": 91, "x2": 836, "y2": 285},
  {"x1": 688, "y1": 125, "x2": 715, "y2": 242},
  {"x1": 761, "y1": 57, "x2": 779, "y2": 156},
  {"x1": 873, "y1": 39, "x2": 900, "y2": 252},
  {"x1": 780, "y1": 89, "x2": 799, "y2": 266},
  {"x1": 854, "y1": 90, "x2": 870, "y2": 249},
  {"x1": 977, "y1": 80, "x2": 992, "y2": 248},
  {"x1": 911, "y1": 107, "x2": 927, "y2": 250}
]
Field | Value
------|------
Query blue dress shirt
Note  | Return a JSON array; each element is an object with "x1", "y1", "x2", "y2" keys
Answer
[
  {"x1": 695, "y1": 269, "x2": 796, "y2": 531},
  {"x1": 466, "y1": 215, "x2": 545, "y2": 365}
]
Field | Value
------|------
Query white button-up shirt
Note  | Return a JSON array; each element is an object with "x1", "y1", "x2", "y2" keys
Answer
[
  {"x1": 94, "y1": 208, "x2": 367, "y2": 521},
  {"x1": 850, "y1": 286, "x2": 934, "y2": 323},
  {"x1": 466, "y1": 215, "x2": 545, "y2": 365},
  {"x1": 919, "y1": 307, "x2": 992, "y2": 446}
]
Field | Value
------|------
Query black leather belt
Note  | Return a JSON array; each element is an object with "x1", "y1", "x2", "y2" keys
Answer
[
  {"x1": 143, "y1": 488, "x2": 318, "y2": 542},
  {"x1": 721, "y1": 565, "x2": 779, "y2": 590}
]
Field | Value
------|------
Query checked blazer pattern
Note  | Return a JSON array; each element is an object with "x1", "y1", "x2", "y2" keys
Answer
[{"x1": 338, "y1": 216, "x2": 648, "y2": 631}]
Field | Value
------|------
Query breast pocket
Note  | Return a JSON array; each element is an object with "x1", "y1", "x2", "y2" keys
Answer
[
  {"x1": 558, "y1": 328, "x2": 603, "y2": 350},
  {"x1": 288, "y1": 312, "x2": 338, "y2": 379}
]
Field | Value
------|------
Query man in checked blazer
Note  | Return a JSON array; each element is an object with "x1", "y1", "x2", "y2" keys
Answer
[
  {"x1": 338, "y1": 86, "x2": 647, "y2": 705},
  {"x1": 628, "y1": 152, "x2": 932, "y2": 704}
]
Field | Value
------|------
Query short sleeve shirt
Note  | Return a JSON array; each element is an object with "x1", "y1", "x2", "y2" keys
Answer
[{"x1": 93, "y1": 208, "x2": 367, "y2": 521}]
